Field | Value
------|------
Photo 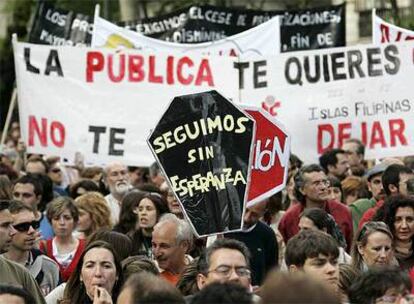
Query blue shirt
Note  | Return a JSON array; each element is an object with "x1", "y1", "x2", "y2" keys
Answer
[{"x1": 40, "y1": 213, "x2": 54, "y2": 240}]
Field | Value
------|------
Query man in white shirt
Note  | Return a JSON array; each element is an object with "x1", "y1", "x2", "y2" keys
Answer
[{"x1": 104, "y1": 162, "x2": 131, "y2": 224}]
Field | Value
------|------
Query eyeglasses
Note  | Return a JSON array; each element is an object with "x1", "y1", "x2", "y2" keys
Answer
[
  {"x1": 208, "y1": 265, "x2": 251, "y2": 278},
  {"x1": 13, "y1": 220, "x2": 40, "y2": 232},
  {"x1": 307, "y1": 179, "x2": 330, "y2": 188}
]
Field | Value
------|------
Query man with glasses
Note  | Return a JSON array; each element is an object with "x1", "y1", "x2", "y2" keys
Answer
[
  {"x1": 279, "y1": 164, "x2": 353, "y2": 251},
  {"x1": 0, "y1": 200, "x2": 45, "y2": 303},
  {"x1": 2, "y1": 201, "x2": 60, "y2": 296},
  {"x1": 196, "y1": 238, "x2": 251, "y2": 290},
  {"x1": 186, "y1": 238, "x2": 256, "y2": 303}
]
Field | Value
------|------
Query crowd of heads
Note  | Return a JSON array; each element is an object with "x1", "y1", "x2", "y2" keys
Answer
[{"x1": 1, "y1": 125, "x2": 414, "y2": 303}]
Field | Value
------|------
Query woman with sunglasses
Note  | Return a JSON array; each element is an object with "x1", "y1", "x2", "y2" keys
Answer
[
  {"x1": 373, "y1": 195, "x2": 414, "y2": 271},
  {"x1": 40, "y1": 196, "x2": 85, "y2": 282},
  {"x1": 351, "y1": 221, "x2": 396, "y2": 272}
]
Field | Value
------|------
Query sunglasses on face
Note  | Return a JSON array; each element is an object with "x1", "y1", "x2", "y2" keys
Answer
[{"x1": 13, "y1": 220, "x2": 40, "y2": 232}]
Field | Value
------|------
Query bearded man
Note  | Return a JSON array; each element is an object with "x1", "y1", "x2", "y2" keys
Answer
[{"x1": 104, "y1": 162, "x2": 132, "y2": 224}]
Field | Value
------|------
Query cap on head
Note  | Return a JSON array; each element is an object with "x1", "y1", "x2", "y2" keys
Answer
[{"x1": 365, "y1": 163, "x2": 388, "y2": 181}]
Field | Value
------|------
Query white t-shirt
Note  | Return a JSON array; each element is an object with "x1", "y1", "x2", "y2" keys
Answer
[
  {"x1": 105, "y1": 194, "x2": 121, "y2": 225},
  {"x1": 52, "y1": 239, "x2": 76, "y2": 268},
  {"x1": 45, "y1": 283, "x2": 66, "y2": 304}
]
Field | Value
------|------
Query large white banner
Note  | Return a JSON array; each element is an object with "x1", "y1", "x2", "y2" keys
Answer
[
  {"x1": 372, "y1": 11, "x2": 414, "y2": 44},
  {"x1": 14, "y1": 39, "x2": 414, "y2": 166},
  {"x1": 13, "y1": 39, "x2": 239, "y2": 166},
  {"x1": 91, "y1": 15, "x2": 280, "y2": 58},
  {"x1": 240, "y1": 42, "x2": 414, "y2": 163}
]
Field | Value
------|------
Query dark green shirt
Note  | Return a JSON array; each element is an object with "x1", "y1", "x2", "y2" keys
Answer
[{"x1": 349, "y1": 198, "x2": 377, "y2": 232}]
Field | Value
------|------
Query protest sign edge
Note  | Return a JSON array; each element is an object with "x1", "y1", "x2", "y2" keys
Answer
[
  {"x1": 241, "y1": 105, "x2": 291, "y2": 208},
  {"x1": 91, "y1": 4, "x2": 101, "y2": 47},
  {"x1": 372, "y1": 8, "x2": 376, "y2": 44}
]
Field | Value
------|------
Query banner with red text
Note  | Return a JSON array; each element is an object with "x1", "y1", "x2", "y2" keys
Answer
[
  {"x1": 92, "y1": 15, "x2": 280, "y2": 58},
  {"x1": 12, "y1": 38, "x2": 239, "y2": 166},
  {"x1": 372, "y1": 11, "x2": 414, "y2": 44},
  {"x1": 239, "y1": 42, "x2": 414, "y2": 163},
  {"x1": 13, "y1": 39, "x2": 414, "y2": 165}
]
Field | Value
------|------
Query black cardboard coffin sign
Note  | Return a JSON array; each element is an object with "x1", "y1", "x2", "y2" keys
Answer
[{"x1": 148, "y1": 90, "x2": 255, "y2": 237}]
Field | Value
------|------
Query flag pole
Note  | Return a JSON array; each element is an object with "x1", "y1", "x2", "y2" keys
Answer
[{"x1": 1, "y1": 87, "x2": 17, "y2": 146}]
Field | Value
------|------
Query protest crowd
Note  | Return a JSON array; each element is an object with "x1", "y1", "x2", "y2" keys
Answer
[
  {"x1": 1, "y1": 124, "x2": 414, "y2": 303},
  {"x1": 1, "y1": 1, "x2": 414, "y2": 304}
]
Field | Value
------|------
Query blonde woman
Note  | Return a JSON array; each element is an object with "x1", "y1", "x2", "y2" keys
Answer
[
  {"x1": 351, "y1": 221, "x2": 395, "y2": 272},
  {"x1": 74, "y1": 192, "x2": 112, "y2": 239}
]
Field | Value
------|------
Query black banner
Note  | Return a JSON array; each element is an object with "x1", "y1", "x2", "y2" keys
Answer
[
  {"x1": 121, "y1": 4, "x2": 345, "y2": 52},
  {"x1": 28, "y1": 1, "x2": 93, "y2": 46},
  {"x1": 148, "y1": 90, "x2": 255, "y2": 237}
]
